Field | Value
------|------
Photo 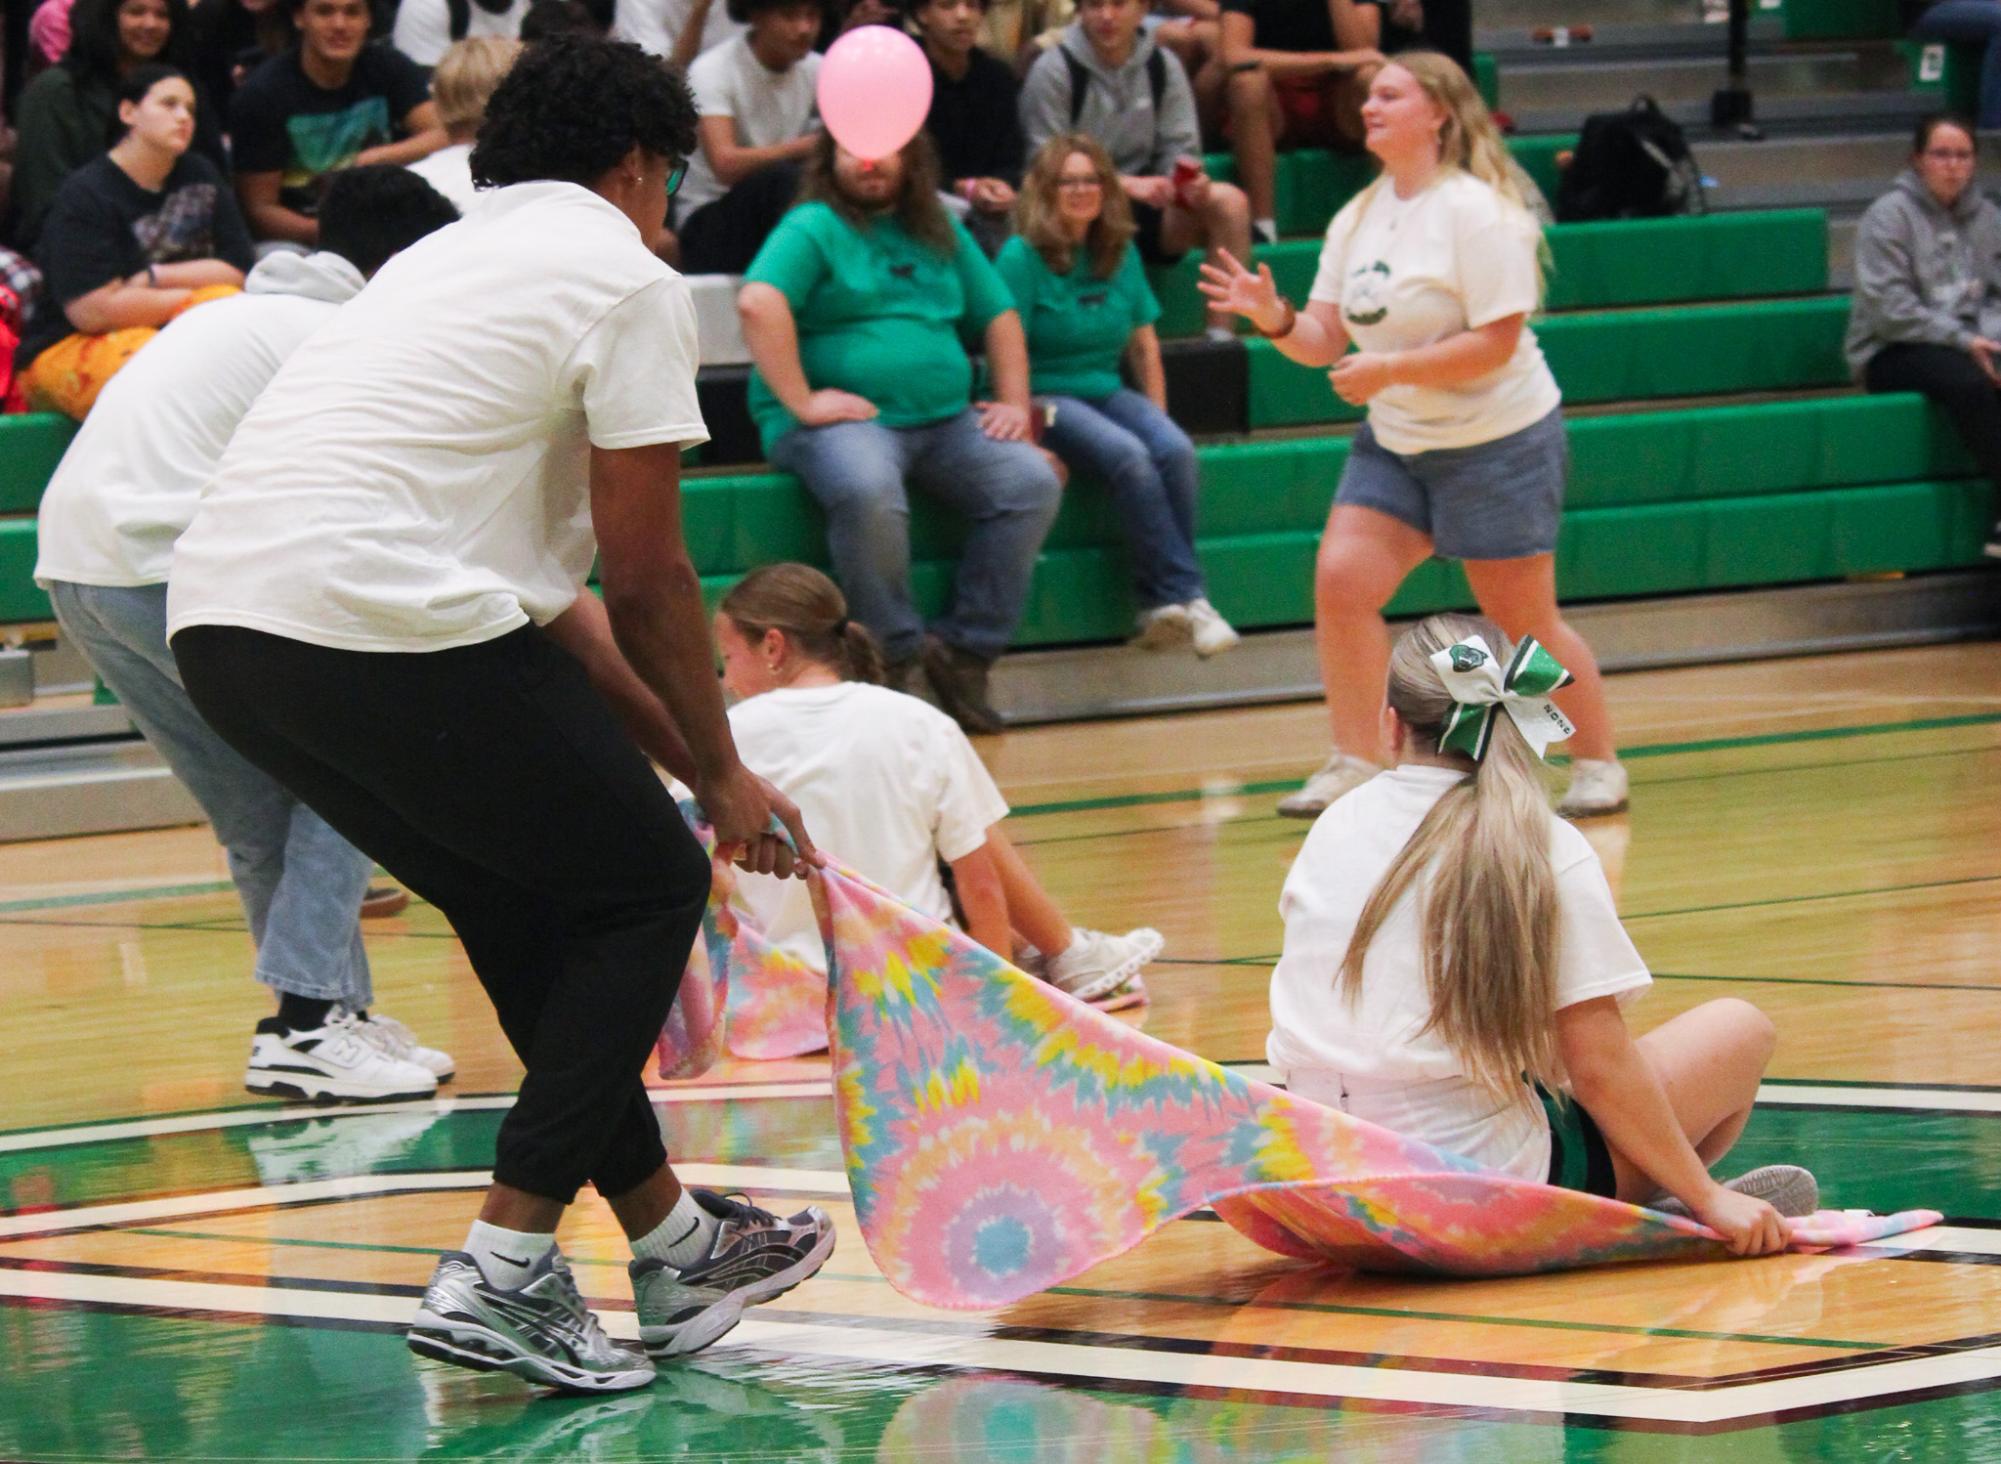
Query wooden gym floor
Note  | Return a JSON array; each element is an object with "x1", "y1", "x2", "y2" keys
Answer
[{"x1": 2, "y1": 641, "x2": 2000, "y2": 1460}]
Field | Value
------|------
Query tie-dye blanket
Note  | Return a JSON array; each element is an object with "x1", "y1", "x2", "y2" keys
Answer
[{"x1": 659, "y1": 823, "x2": 1942, "y2": 1310}]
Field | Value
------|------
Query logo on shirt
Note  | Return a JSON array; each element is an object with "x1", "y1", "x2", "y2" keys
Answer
[
  {"x1": 888, "y1": 262, "x2": 918, "y2": 280},
  {"x1": 1077, "y1": 289, "x2": 1109, "y2": 308},
  {"x1": 1343, "y1": 260, "x2": 1392, "y2": 327}
]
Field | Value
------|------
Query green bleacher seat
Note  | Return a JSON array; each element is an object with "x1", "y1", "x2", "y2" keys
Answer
[
  {"x1": 0, "y1": 415, "x2": 78, "y2": 515},
  {"x1": 1147, "y1": 209, "x2": 1831, "y2": 337},
  {"x1": 1247, "y1": 295, "x2": 1854, "y2": 428},
  {"x1": 0, "y1": 520, "x2": 50, "y2": 623},
  {"x1": 1777, "y1": 0, "x2": 1900, "y2": 40}
]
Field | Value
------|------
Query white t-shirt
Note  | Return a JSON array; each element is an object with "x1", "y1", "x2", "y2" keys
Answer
[
  {"x1": 614, "y1": 0, "x2": 744, "y2": 63},
  {"x1": 725, "y1": 681, "x2": 1009, "y2": 974},
  {"x1": 677, "y1": 35, "x2": 820, "y2": 219},
  {"x1": 35, "y1": 251, "x2": 365, "y2": 589},
  {"x1": 1309, "y1": 169, "x2": 1562, "y2": 454},
  {"x1": 1267, "y1": 764, "x2": 1652, "y2": 1180},
  {"x1": 407, "y1": 142, "x2": 476, "y2": 214},
  {"x1": 166, "y1": 183, "x2": 709, "y2": 652},
  {"x1": 392, "y1": 0, "x2": 527, "y2": 65}
]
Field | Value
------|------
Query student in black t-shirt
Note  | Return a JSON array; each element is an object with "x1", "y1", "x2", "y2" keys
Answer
[
  {"x1": 911, "y1": 0, "x2": 1024, "y2": 253},
  {"x1": 229, "y1": 0, "x2": 445, "y2": 245},
  {"x1": 19, "y1": 64, "x2": 255, "y2": 416},
  {"x1": 1218, "y1": 0, "x2": 1388, "y2": 240}
]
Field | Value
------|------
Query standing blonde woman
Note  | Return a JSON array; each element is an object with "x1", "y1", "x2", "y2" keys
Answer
[
  {"x1": 1267, "y1": 612, "x2": 1815, "y2": 1253},
  {"x1": 1200, "y1": 53, "x2": 1627, "y2": 819}
]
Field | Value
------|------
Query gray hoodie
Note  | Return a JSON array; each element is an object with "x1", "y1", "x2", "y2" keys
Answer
[
  {"x1": 1845, "y1": 169, "x2": 2001, "y2": 377},
  {"x1": 1017, "y1": 22, "x2": 1201, "y2": 180},
  {"x1": 242, "y1": 248, "x2": 367, "y2": 305}
]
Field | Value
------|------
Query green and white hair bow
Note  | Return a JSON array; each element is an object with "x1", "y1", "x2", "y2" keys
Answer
[{"x1": 1429, "y1": 635, "x2": 1576, "y2": 761}]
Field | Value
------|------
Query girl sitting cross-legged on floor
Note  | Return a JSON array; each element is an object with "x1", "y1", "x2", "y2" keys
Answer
[
  {"x1": 714, "y1": 562, "x2": 1163, "y2": 1019},
  {"x1": 1266, "y1": 611, "x2": 1817, "y2": 1255}
]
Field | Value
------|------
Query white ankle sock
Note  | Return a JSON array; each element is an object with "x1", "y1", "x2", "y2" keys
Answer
[
  {"x1": 464, "y1": 1220, "x2": 555, "y2": 1290},
  {"x1": 1254, "y1": 217, "x2": 1277, "y2": 242},
  {"x1": 631, "y1": 1188, "x2": 718, "y2": 1269}
]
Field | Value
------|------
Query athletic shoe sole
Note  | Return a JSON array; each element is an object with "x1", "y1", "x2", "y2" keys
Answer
[
  {"x1": 1090, "y1": 979, "x2": 1150, "y2": 1013},
  {"x1": 1052, "y1": 929, "x2": 1163, "y2": 1004},
  {"x1": 1557, "y1": 797, "x2": 1631, "y2": 820},
  {"x1": 244, "y1": 1070, "x2": 436, "y2": 1105},
  {"x1": 360, "y1": 886, "x2": 411, "y2": 919},
  {"x1": 407, "y1": 1312, "x2": 654, "y2": 1394},
  {"x1": 639, "y1": 1222, "x2": 837, "y2": 1361},
  {"x1": 1648, "y1": 1164, "x2": 1819, "y2": 1221}
]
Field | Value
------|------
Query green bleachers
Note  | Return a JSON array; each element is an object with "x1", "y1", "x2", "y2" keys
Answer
[
  {"x1": 1776, "y1": 0, "x2": 1900, "y2": 40},
  {"x1": 1148, "y1": 209, "x2": 1831, "y2": 336},
  {"x1": 0, "y1": 521, "x2": 47, "y2": 623},
  {"x1": 1247, "y1": 295, "x2": 1854, "y2": 429},
  {"x1": 0, "y1": 415, "x2": 77, "y2": 515}
]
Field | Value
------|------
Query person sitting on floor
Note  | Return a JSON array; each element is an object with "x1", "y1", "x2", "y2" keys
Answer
[
  {"x1": 715, "y1": 562, "x2": 1162, "y2": 1020},
  {"x1": 998, "y1": 133, "x2": 1239, "y2": 655},
  {"x1": 17, "y1": 64, "x2": 254, "y2": 418},
  {"x1": 1267, "y1": 611, "x2": 1818, "y2": 1254},
  {"x1": 738, "y1": 131, "x2": 1062, "y2": 734}
]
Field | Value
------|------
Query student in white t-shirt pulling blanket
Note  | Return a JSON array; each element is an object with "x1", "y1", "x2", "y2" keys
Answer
[
  {"x1": 1267, "y1": 612, "x2": 1819, "y2": 1256},
  {"x1": 712, "y1": 562, "x2": 1164, "y2": 1039}
]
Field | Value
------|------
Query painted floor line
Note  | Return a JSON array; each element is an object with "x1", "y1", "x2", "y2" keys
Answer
[{"x1": 3, "y1": 1265, "x2": 1997, "y2": 1426}]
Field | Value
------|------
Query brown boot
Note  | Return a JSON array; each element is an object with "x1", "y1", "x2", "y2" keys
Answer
[{"x1": 919, "y1": 635, "x2": 1004, "y2": 735}]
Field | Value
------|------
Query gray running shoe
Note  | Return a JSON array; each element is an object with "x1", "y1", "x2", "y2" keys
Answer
[
  {"x1": 631, "y1": 1190, "x2": 837, "y2": 1360},
  {"x1": 407, "y1": 1249, "x2": 655, "y2": 1393},
  {"x1": 1649, "y1": 1164, "x2": 1820, "y2": 1220}
]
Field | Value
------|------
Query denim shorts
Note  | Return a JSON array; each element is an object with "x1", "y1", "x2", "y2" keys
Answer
[{"x1": 1336, "y1": 406, "x2": 1568, "y2": 560}]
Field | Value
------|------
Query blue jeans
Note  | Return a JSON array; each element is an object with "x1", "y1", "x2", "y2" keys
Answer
[
  {"x1": 48, "y1": 581, "x2": 374, "y2": 1006},
  {"x1": 1914, "y1": 0, "x2": 2001, "y2": 126},
  {"x1": 770, "y1": 409, "x2": 1063, "y2": 663},
  {"x1": 1042, "y1": 389, "x2": 1205, "y2": 609}
]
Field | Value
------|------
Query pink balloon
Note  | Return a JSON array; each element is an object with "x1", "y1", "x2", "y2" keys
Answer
[{"x1": 817, "y1": 26, "x2": 933, "y2": 163}]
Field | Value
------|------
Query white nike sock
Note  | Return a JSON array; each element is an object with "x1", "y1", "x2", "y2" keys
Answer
[
  {"x1": 631, "y1": 1188, "x2": 719, "y2": 1269},
  {"x1": 464, "y1": 1220, "x2": 555, "y2": 1291}
]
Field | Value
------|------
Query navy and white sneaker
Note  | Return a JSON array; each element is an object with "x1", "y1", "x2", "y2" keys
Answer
[
  {"x1": 408, "y1": 1249, "x2": 655, "y2": 1393},
  {"x1": 631, "y1": 1191, "x2": 836, "y2": 1360}
]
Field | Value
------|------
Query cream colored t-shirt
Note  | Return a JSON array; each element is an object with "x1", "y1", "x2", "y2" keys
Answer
[{"x1": 1309, "y1": 169, "x2": 1561, "y2": 455}]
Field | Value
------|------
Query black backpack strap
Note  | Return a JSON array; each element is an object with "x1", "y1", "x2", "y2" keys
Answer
[
  {"x1": 1064, "y1": 49, "x2": 1090, "y2": 128},
  {"x1": 1147, "y1": 47, "x2": 1167, "y2": 112},
  {"x1": 447, "y1": 0, "x2": 471, "y2": 40}
]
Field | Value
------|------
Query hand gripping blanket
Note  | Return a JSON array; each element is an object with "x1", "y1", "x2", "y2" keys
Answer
[{"x1": 658, "y1": 821, "x2": 1942, "y2": 1311}]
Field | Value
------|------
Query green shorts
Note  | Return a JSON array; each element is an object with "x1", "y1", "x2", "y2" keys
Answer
[{"x1": 1538, "y1": 1084, "x2": 1617, "y2": 1197}]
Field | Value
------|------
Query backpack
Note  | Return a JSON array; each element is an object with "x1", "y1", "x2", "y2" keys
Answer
[
  {"x1": 1554, "y1": 95, "x2": 1707, "y2": 223},
  {"x1": 1062, "y1": 46, "x2": 1168, "y2": 129}
]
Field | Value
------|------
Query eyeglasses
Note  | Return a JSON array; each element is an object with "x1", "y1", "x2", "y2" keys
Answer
[
  {"x1": 1057, "y1": 176, "x2": 1103, "y2": 190},
  {"x1": 666, "y1": 160, "x2": 689, "y2": 196}
]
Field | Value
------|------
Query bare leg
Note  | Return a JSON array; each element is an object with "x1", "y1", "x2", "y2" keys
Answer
[
  {"x1": 1314, "y1": 505, "x2": 1433, "y2": 760},
  {"x1": 605, "y1": 1163, "x2": 688, "y2": 1241},
  {"x1": 1226, "y1": 65, "x2": 1283, "y2": 224},
  {"x1": 1462, "y1": 554, "x2": 1617, "y2": 762},
  {"x1": 478, "y1": 1182, "x2": 565, "y2": 1235},
  {"x1": 987, "y1": 824, "x2": 1074, "y2": 956},
  {"x1": 1606, "y1": 999, "x2": 1778, "y2": 1203},
  {"x1": 1160, "y1": 181, "x2": 1255, "y2": 333}
]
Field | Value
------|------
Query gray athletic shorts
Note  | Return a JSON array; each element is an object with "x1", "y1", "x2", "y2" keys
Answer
[{"x1": 1335, "y1": 406, "x2": 1568, "y2": 560}]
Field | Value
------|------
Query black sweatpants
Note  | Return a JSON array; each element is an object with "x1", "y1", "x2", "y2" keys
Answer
[
  {"x1": 676, "y1": 162, "x2": 804, "y2": 275},
  {"x1": 172, "y1": 622, "x2": 711, "y2": 1205},
  {"x1": 1865, "y1": 341, "x2": 2001, "y2": 506}
]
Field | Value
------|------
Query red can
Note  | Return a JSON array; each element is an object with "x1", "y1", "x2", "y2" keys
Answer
[{"x1": 1171, "y1": 156, "x2": 1202, "y2": 208}]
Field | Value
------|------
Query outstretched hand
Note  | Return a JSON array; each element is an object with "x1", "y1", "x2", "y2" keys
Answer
[{"x1": 1198, "y1": 249, "x2": 1282, "y2": 330}]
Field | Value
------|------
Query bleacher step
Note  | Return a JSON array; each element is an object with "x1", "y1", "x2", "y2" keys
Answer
[{"x1": 0, "y1": 740, "x2": 201, "y2": 842}]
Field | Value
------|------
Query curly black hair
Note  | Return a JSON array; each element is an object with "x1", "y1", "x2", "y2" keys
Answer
[{"x1": 470, "y1": 35, "x2": 698, "y2": 189}]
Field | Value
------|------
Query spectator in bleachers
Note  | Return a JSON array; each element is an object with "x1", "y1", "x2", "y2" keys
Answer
[
  {"x1": 407, "y1": 36, "x2": 519, "y2": 212},
  {"x1": 229, "y1": 0, "x2": 445, "y2": 246},
  {"x1": 1217, "y1": 0, "x2": 1384, "y2": 243},
  {"x1": 520, "y1": 0, "x2": 607, "y2": 39},
  {"x1": 17, "y1": 65, "x2": 254, "y2": 417},
  {"x1": 12, "y1": 0, "x2": 226, "y2": 250},
  {"x1": 35, "y1": 167, "x2": 460, "y2": 1103},
  {"x1": 1200, "y1": 53, "x2": 1627, "y2": 818},
  {"x1": 674, "y1": 0, "x2": 822, "y2": 274},
  {"x1": 616, "y1": 0, "x2": 741, "y2": 66},
  {"x1": 912, "y1": 0, "x2": 1025, "y2": 254},
  {"x1": 1849, "y1": 113, "x2": 2001, "y2": 559},
  {"x1": 392, "y1": 0, "x2": 530, "y2": 65},
  {"x1": 999, "y1": 134, "x2": 1239, "y2": 655},
  {"x1": 186, "y1": 0, "x2": 293, "y2": 119},
  {"x1": 738, "y1": 132, "x2": 1062, "y2": 733},
  {"x1": 981, "y1": 0, "x2": 1072, "y2": 70},
  {"x1": 1906, "y1": 2, "x2": 2001, "y2": 129},
  {"x1": 1020, "y1": 0, "x2": 1251, "y2": 339}
]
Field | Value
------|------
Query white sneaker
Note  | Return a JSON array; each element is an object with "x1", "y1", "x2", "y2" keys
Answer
[
  {"x1": 1131, "y1": 604, "x2": 1193, "y2": 651},
  {"x1": 1089, "y1": 973, "x2": 1149, "y2": 1012},
  {"x1": 1557, "y1": 757, "x2": 1630, "y2": 818},
  {"x1": 1276, "y1": 751, "x2": 1381, "y2": 819},
  {"x1": 1047, "y1": 926, "x2": 1164, "y2": 1003},
  {"x1": 347, "y1": 1009, "x2": 455, "y2": 1082},
  {"x1": 245, "y1": 1011, "x2": 438, "y2": 1104},
  {"x1": 1186, "y1": 598, "x2": 1241, "y2": 658}
]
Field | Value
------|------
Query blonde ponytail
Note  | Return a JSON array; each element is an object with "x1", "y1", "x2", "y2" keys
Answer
[{"x1": 1337, "y1": 613, "x2": 1563, "y2": 1105}]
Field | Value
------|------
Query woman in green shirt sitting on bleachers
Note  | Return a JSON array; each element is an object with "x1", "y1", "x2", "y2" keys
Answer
[{"x1": 996, "y1": 133, "x2": 1239, "y2": 658}]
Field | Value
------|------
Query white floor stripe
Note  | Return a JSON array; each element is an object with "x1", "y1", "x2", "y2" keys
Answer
[
  {"x1": 1759, "y1": 1083, "x2": 2001, "y2": 1114},
  {"x1": 2, "y1": 1266, "x2": 1996, "y2": 1424}
]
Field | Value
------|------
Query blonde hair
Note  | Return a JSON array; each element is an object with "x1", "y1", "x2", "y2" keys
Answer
[
  {"x1": 1338, "y1": 613, "x2": 1563, "y2": 1107},
  {"x1": 719, "y1": 563, "x2": 885, "y2": 685},
  {"x1": 1016, "y1": 133, "x2": 1134, "y2": 280},
  {"x1": 432, "y1": 37, "x2": 521, "y2": 138},
  {"x1": 1342, "y1": 52, "x2": 1547, "y2": 296}
]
